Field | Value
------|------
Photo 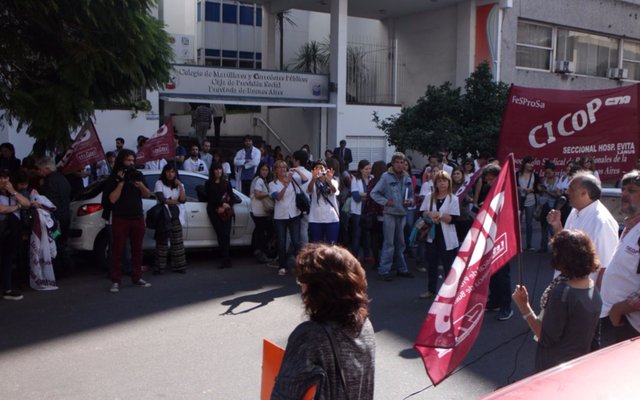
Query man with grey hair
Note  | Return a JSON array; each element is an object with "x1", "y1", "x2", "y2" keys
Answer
[
  {"x1": 600, "y1": 169, "x2": 640, "y2": 346},
  {"x1": 36, "y1": 157, "x2": 73, "y2": 276},
  {"x1": 547, "y1": 170, "x2": 619, "y2": 286},
  {"x1": 370, "y1": 152, "x2": 415, "y2": 281}
]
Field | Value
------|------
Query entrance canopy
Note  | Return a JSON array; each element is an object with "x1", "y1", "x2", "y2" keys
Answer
[{"x1": 253, "y1": 0, "x2": 463, "y2": 19}]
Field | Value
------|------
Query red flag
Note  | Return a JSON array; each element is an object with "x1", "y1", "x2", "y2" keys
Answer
[
  {"x1": 136, "y1": 118, "x2": 176, "y2": 163},
  {"x1": 57, "y1": 121, "x2": 106, "y2": 174},
  {"x1": 497, "y1": 84, "x2": 640, "y2": 180},
  {"x1": 414, "y1": 155, "x2": 521, "y2": 385}
]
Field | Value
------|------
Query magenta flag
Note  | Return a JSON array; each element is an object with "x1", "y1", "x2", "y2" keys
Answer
[
  {"x1": 57, "y1": 120, "x2": 106, "y2": 174},
  {"x1": 414, "y1": 155, "x2": 521, "y2": 385},
  {"x1": 136, "y1": 118, "x2": 176, "y2": 163}
]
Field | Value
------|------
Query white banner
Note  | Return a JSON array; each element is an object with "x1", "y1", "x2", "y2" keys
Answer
[{"x1": 161, "y1": 65, "x2": 330, "y2": 102}]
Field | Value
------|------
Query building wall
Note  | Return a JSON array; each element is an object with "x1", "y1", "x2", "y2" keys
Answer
[
  {"x1": 500, "y1": 0, "x2": 640, "y2": 89},
  {"x1": 2, "y1": 92, "x2": 161, "y2": 160},
  {"x1": 390, "y1": 5, "x2": 459, "y2": 105}
]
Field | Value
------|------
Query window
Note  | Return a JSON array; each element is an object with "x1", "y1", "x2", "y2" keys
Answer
[
  {"x1": 205, "y1": 1, "x2": 220, "y2": 22},
  {"x1": 347, "y1": 136, "x2": 387, "y2": 168},
  {"x1": 557, "y1": 29, "x2": 618, "y2": 77},
  {"x1": 623, "y1": 40, "x2": 640, "y2": 81},
  {"x1": 516, "y1": 21, "x2": 553, "y2": 70},
  {"x1": 239, "y1": 6, "x2": 254, "y2": 25},
  {"x1": 222, "y1": 4, "x2": 237, "y2": 23}
]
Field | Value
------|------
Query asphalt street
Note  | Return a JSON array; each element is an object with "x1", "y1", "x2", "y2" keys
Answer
[{"x1": 0, "y1": 238, "x2": 554, "y2": 399}]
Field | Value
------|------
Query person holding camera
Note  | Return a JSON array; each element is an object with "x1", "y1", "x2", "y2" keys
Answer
[
  {"x1": 269, "y1": 160, "x2": 302, "y2": 276},
  {"x1": 307, "y1": 160, "x2": 340, "y2": 244},
  {"x1": 102, "y1": 149, "x2": 152, "y2": 293}
]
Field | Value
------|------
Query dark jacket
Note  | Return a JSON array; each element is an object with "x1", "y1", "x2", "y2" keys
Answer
[{"x1": 272, "y1": 319, "x2": 375, "y2": 400}]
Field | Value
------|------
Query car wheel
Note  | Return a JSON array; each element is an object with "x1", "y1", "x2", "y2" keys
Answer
[{"x1": 94, "y1": 228, "x2": 111, "y2": 271}]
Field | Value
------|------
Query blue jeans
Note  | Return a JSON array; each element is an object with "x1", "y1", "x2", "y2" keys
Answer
[
  {"x1": 309, "y1": 222, "x2": 339, "y2": 244},
  {"x1": 522, "y1": 205, "x2": 534, "y2": 248},
  {"x1": 274, "y1": 216, "x2": 301, "y2": 270},
  {"x1": 378, "y1": 214, "x2": 409, "y2": 275}
]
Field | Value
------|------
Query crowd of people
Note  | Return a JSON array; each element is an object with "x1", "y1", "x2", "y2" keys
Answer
[{"x1": 4, "y1": 136, "x2": 640, "y2": 389}]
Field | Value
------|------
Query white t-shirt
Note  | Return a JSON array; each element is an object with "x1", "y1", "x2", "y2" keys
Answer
[
  {"x1": 308, "y1": 179, "x2": 340, "y2": 224},
  {"x1": 419, "y1": 181, "x2": 434, "y2": 197},
  {"x1": 419, "y1": 193, "x2": 460, "y2": 250},
  {"x1": 183, "y1": 158, "x2": 208, "y2": 175},
  {"x1": 145, "y1": 158, "x2": 167, "y2": 171},
  {"x1": 350, "y1": 176, "x2": 369, "y2": 216},
  {"x1": 555, "y1": 200, "x2": 619, "y2": 283},
  {"x1": 250, "y1": 176, "x2": 270, "y2": 217},
  {"x1": 153, "y1": 180, "x2": 186, "y2": 226},
  {"x1": 269, "y1": 179, "x2": 301, "y2": 220},
  {"x1": 601, "y1": 224, "x2": 640, "y2": 323}
]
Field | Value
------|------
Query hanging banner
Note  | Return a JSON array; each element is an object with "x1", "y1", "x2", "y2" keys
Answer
[
  {"x1": 136, "y1": 118, "x2": 176, "y2": 163},
  {"x1": 57, "y1": 121, "x2": 106, "y2": 174},
  {"x1": 496, "y1": 84, "x2": 640, "y2": 181},
  {"x1": 414, "y1": 155, "x2": 521, "y2": 385},
  {"x1": 161, "y1": 65, "x2": 329, "y2": 102}
]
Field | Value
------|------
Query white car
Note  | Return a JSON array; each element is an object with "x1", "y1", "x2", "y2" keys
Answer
[{"x1": 68, "y1": 170, "x2": 255, "y2": 263}]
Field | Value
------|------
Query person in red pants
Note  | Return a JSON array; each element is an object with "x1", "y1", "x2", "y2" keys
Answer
[{"x1": 102, "y1": 149, "x2": 152, "y2": 293}]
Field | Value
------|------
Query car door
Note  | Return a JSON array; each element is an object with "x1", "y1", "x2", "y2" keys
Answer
[{"x1": 179, "y1": 173, "x2": 216, "y2": 247}]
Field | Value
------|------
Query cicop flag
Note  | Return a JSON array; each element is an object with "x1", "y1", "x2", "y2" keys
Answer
[
  {"x1": 414, "y1": 155, "x2": 521, "y2": 385},
  {"x1": 57, "y1": 120, "x2": 106, "y2": 174},
  {"x1": 497, "y1": 84, "x2": 640, "y2": 181},
  {"x1": 136, "y1": 118, "x2": 176, "y2": 163}
]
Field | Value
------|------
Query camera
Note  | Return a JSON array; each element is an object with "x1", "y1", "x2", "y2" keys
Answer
[
  {"x1": 320, "y1": 171, "x2": 326, "y2": 177},
  {"x1": 117, "y1": 166, "x2": 144, "y2": 182}
]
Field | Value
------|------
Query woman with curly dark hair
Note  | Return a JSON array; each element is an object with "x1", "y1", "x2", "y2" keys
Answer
[
  {"x1": 512, "y1": 229, "x2": 602, "y2": 372},
  {"x1": 272, "y1": 243, "x2": 375, "y2": 400}
]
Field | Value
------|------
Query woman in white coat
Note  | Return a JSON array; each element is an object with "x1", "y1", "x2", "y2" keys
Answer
[{"x1": 419, "y1": 170, "x2": 460, "y2": 299}]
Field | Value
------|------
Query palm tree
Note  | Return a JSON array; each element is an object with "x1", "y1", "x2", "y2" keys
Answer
[
  {"x1": 275, "y1": 10, "x2": 297, "y2": 70},
  {"x1": 346, "y1": 46, "x2": 369, "y2": 103},
  {"x1": 289, "y1": 40, "x2": 329, "y2": 73}
]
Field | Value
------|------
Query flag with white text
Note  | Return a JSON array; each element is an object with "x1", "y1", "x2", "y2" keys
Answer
[
  {"x1": 57, "y1": 120, "x2": 106, "y2": 174},
  {"x1": 414, "y1": 155, "x2": 521, "y2": 385},
  {"x1": 136, "y1": 118, "x2": 176, "y2": 163}
]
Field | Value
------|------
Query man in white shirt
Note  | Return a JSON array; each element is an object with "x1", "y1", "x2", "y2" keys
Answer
[
  {"x1": 600, "y1": 170, "x2": 640, "y2": 347},
  {"x1": 200, "y1": 140, "x2": 213, "y2": 170},
  {"x1": 183, "y1": 144, "x2": 208, "y2": 176},
  {"x1": 547, "y1": 171, "x2": 619, "y2": 286},
  {"x1": 234, "y1": 135, "x2": 261, "y2": 196}
]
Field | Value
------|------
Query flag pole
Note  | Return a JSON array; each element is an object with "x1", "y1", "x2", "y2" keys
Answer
[{"x1": 507, "y1": 153, "x2": 524, "y2": 286}]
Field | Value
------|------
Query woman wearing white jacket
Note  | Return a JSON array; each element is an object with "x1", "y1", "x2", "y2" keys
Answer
[{"x1": 419, "y1": 170, "x2": 460, "y2": 299}]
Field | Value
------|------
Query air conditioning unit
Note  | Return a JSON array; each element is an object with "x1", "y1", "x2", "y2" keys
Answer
[
  {"x1": 607, "y1": 68, "x2": 629, "y2": 80},
  {"x1": 555, "y1": 60, "x2": 574, "y2": 74}
]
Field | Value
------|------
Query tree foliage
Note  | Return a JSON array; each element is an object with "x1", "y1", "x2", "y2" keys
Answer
[
  {"x1": 374, "y1": 62, "x2": 509, "y2": 158},
  {"x1": 0, "y1": 0, "x2": 173, "y2": 154}
]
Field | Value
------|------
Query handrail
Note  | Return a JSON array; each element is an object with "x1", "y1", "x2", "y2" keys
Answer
[{"x1": 253, "y1": 116, "x2": 293, "y2": 155}]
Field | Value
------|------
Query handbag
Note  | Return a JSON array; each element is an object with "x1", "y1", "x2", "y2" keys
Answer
[
  {"x1": 291, "y1": 178, "x2": 310, "y2": 215},
  {"x1": 261, "y1": 196, "x2": 275, "y2": 213}
]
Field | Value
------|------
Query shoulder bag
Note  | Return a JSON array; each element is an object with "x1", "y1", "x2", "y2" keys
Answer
[{"x1": 290, "y1": 178, "x2": 310, "y2": 215}]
